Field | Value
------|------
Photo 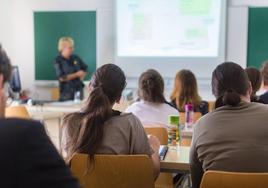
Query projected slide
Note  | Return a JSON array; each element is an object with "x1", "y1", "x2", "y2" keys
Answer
[{"x1": 116, "y1": 0, "x2": 222, "y2": 57}]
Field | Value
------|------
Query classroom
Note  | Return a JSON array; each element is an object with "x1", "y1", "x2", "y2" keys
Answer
[{"x1": 1, "y1": 0, "x2": 268, "y2": 188}]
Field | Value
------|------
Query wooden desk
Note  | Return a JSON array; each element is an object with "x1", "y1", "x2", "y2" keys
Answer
[{"x1": 160, "y1": 146, "x2": 190, "y2": 173}]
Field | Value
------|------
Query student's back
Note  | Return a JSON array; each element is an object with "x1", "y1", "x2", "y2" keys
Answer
[
  {"x1": 126, "y1": 69, "x2": 178, "y2": 127},
  {"x1": 170, "y1": 69, "x2": 208, "y2": 115},
  {"x1": 0, "y1": 118, "x2": 79, "y2": 188},
  {"x1": 190, "y1": 62, "x2": 268, "y2": 188},
  {"x1": 193, "y1": 102, "x2": 268, "y2": 171},
  {"x1": 126, "y1": 100, "x2": 178, "y2": 127},
  {"x1": 63, "y1": 64, "x2": 160, "y2": 179}
]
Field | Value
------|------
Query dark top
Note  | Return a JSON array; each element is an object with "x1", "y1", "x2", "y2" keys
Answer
[
  {"x1": 0, "y1": 118, "x2": 80, "y2": 188},
  {"x1": 259, "y1": 91, "x2": 268, "y2": 104},
  {"x1": 54, "y1": 54, "x2": 88, "y2": 101},
  {"x1": 170, "y1": 100, "x2": 209, "y2": 116}
]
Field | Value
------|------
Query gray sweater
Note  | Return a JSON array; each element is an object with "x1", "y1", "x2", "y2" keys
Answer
[{"x1": 190, "y1": 102, "x2": 268, "y2": 188}]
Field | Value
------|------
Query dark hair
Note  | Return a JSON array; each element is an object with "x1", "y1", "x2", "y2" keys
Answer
[
  {"x1": 212, "y1": 62, "x2": 250, "y2": 108},
  {"x1": 245, "y1": 67, "x2": 262, "y2": 102},
  {"x1": 64, "y1": 64, "x2": 126, "y2": 163},
  {"x1": 138, "y1": 69, "x2": 166, "y2": 103},
  {"x1": 0, "y1": 45, "x2": 12, "y2": 83},
  {"x1": 170, "y1": 69, "x2": 201, "y2": 111},
  {"x1": 261, "y1": 61, "x2": 268, "y2": 86}
]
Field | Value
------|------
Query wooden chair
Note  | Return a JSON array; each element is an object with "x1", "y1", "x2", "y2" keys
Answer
[
  {"x1": 208, "y1": 101, "x2": 215, "y2": 112},
  {"x1": 5, "y1": 106, "x2": 30, "y2": 119},
  {"x1": 51, "y1": 87, "x2": 60, "y2": 100},
  {"x1": 144, "y1": 127, "x2": 173, "y2": 188},
  {"x1": 71, "y1": 154, "x2": 155, "y2": 188},
  {"x1": 144, "y1": 127, "x2": 168, "y2": 145},
  {"x1": 179, "y1": 112, "x2": 202, "y2": 124},
  {"x1": 200, "y1": 171, "x2": 268, "y2": 188}
]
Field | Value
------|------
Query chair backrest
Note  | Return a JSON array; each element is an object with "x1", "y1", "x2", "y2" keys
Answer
[
  {"x1": 5, "y1": 106, "x2": 30, "y2": 119},
  {"x1": 200, "y1": 171, "x2": 268, "y2": 188},
  {"x1": 51, "y1": 87, "x2": 60, "y2": 100},
  {"x1": 144, "y1": 127, "x2": 168, "y2": 145},
  {"x1": 179, "y1": 112, "x2": 201, "y2": 124},
  {"x1": 208, "y1": 101, "x2": 215, "y2": 112},
  {"x1": 71, "y1": 154, "x2": 155, "y2": 188}
]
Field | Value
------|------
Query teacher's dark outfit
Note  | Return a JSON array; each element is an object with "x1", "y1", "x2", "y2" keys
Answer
[
  {"x1": 54, "y1": 54, "x2": 88, "y2": 101},
  {"x1": 0, "y1": 118, "x2": 80, "y2": 188}
]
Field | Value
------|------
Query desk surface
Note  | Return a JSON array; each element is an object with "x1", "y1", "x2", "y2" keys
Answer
[
  {"x1": 181, "y1": 128, "x2": 193, "y2": 138},
  {"x1": 160, "y1": 146, "x2": 190, "y2": 173}
]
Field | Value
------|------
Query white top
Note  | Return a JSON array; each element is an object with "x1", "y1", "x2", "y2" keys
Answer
[{"x1": 125, "y1": 100, "x2": 179, "y2": 128}]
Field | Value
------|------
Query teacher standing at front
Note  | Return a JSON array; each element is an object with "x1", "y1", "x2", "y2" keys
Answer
[{"x1": 54, "y1": 37, "x2": 88, "y2": 101}]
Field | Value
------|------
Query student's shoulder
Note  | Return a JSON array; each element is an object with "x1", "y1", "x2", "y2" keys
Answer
[
  {"x1": 110, "y1": 112, "x2": 143, "y2": 129},
  {"x1": 125, "y1": 101, "x2": 142, "y2": 112},
  {"x1": 164, "y1": 101, "x2": 179, "y2": 112},
  {"x1": 0, "y1": 118, "x2": 43, "y2": 137},
  {"x1": 0, "y1": 118, "x2": 42, "y2": 127}
]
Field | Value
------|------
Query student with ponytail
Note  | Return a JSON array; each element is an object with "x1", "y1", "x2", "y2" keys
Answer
[
  {"x1": 190, "y1": 62, "x2": 268, "y2": 188},
  {"x1": 62, "y1": 64, "x2": 160, "y2": 179}
]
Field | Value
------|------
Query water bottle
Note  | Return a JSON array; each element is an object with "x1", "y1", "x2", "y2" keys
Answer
[
  {"x1": 74, "y1": 91, "x2": 81, "y2": 103},
  {"x1": 185, "y1": 104, "x2": 194, "y2": 129},
  {"x1": 167, "y1": 115, "x2": 180, "y2": 146}
]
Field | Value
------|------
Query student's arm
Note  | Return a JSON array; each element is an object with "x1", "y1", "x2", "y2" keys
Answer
[
  {"x1": 18, "y1": 120, "x2": 80, "y2": 188},
  {"x1": 148, "y1": 135, "x2": 161, "y2": 180},
  {"x1": 190, "y1": 129, "x2": 204, "y2": 188}
]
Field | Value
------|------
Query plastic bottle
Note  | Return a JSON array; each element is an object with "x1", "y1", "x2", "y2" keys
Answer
[
  {"x1": 167, "y1": 115, "x2": 180, "y2": 146},
  {"x1": 185, "y1": 104, "x2": 194, "y2": 129}
]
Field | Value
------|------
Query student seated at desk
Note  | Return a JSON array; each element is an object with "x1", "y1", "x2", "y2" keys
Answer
[
  {"x1": 125, "y1": 69, "x2": 178, "y2": 127},
  {"x1": 245, "y1": 67, "x2": 262, "y2": 103},
  {"x1": 170, "y1": 70, "x2": 208, "y2": 115},
  {"x1": 0, "y1": 46, "x2": 80, "y2": 188},
  {"x1": 62, "y1": 64, "x2": 160, "y2": 180},
  {"x1": 190, "y1": 62, "x2": 268, "y2": 188}
]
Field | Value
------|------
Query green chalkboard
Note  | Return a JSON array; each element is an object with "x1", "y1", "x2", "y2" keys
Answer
[
  {"x1": 34, "y1": 11, "x2": 96, "y2": 80},
  {"x1": 248, "y1": 8, "x2": 268, "y2": 68}
]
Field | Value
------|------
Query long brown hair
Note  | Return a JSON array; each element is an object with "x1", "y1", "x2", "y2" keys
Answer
[
  {"x1": 212, "y1": 62, "x2": 250, "y2": 108},
  {"x1": 0, "y1": 45, "x2": 12, "y2": 83},
  {"x1": 138, "y1": 69, "x2": 166, "y2": 103},
  {"x1": 170, "y1": 70, "x2": 201, "y2": 111},
  {"x1": 245, "y1": 67, "x2": 262, "y2": 102},
  {"x1": 64, "y1": 64, "x2": 126, "y2": 163}
]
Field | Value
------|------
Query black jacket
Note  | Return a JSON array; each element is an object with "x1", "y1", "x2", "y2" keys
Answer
[
  {"x1": 0, "y1": 118, "x2": 80, "y2": 188},
  {"x1": 54, "y1": 54, "x2": 88, "y2": 101}
]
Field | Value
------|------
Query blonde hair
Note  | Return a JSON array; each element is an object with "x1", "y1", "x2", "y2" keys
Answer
[
  {"x1": 170, "y1": 70, "x2": 202, "y2": 111},
  {"x1": 58, "y1": 37, "x2": 74, "y2": 52}
]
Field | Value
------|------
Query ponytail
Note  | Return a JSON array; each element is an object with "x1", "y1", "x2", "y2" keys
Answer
[
  {"x1": 212, "y1": 62, "x2": 250, "y2": 109},
  {"x1": 215, "y1": 90, "x2": 241, "y2": 108},
  {"x1": 64, "y1": 64, "x2": 126, "y2": 163}
]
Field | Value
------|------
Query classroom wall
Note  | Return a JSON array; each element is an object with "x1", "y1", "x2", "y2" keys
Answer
[
  {"x1": 0, "y1": 0, "x2": 114, "y2": 100},
  {"x1": 1, "y1": 0, "x2": 268, "y2": 101}
]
